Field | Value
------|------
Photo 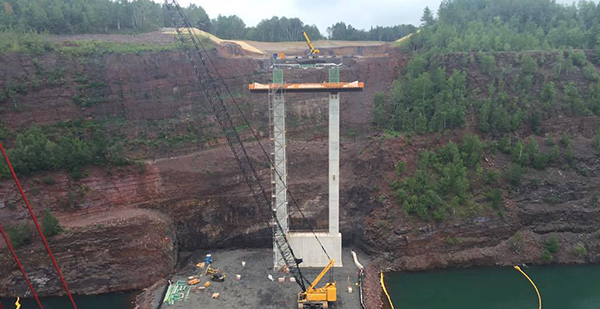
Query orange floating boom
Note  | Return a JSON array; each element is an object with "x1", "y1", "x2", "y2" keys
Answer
[{"x1": 249, "y1": 81, "x2": 364, "y2": 93}]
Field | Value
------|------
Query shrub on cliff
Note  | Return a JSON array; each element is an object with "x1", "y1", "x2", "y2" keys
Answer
[
  {"x1": 42, "y1": 209, "x2": 63, "y2": 237},
  {"x1": 540, "y1": 249, "x2": 553, "y2": 263},
  {"x1": 487, "y1": 189, "x2": 503, "y2": 209},
  {"x1": 504, "y1": 164, "x2": 524, "y2": 187},
  {"x1": 6, "y1": 223, "x2": 32, "y2": 248},
  {"x1": 545, "y1": 235, "x2": 559, "y2": 253},
  {"x1": 572, "y1": 243, "x2": 587, "y2": 258}
]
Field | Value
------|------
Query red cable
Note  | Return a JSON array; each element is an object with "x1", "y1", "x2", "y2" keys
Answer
[
  {"x1": 0, "y1": 143, "x2": 78, "y2": 309},
  {"x1": 0, "y1": 225, "x2": 45, "y2": 309}
]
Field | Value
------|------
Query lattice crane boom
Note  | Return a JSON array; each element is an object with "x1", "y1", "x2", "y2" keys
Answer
[{"x1": 164, "y1": 0, "x2": 310, "y2": 292}]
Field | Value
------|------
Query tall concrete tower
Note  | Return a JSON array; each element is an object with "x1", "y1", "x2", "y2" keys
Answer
[{"x1": 249, "y1": 67, "x2": 363, "y2": 268}]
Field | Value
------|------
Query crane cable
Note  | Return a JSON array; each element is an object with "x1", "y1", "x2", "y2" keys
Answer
[
  {"x1": 0, "y1": 142, "x2": 78, "y2": 309},
  {"x1": 0, "y1": 225, "x2": 44, "y2": 309},
  {"x1": 514, "y1": 266, "x2": 542, "y2": 309}
]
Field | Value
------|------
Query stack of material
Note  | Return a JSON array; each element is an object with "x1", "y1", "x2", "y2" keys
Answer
[{"x1": 163, "y1": 280, "x2": 191, "y2": 305}]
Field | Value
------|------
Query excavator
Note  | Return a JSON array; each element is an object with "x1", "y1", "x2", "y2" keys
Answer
[
  {"x1": 165, "y1": 1, "x2": 338, "y2": 308},
  {"x1": 302, "y1": 30, "x2": 320, "y2": 55}
]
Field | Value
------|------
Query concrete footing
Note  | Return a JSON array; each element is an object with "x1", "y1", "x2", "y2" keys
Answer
[{"x1": 289, "y1": 232, "x2": 343, "y2": 267}]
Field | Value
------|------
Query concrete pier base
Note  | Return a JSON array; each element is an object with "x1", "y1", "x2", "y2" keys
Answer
[{"x1": 289, "y1": 232, "x2": 343, "y2": 267}]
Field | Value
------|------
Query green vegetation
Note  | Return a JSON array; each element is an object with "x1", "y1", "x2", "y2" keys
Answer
[
  {"x1": 541, "y1": 249, "x2": 553, "y2": 262},
  {"x1": 504, "y1": 164, "x2": 525, "y2": 187},
  {"x1": 6, "y1": 223, "x2": 32, "y2": 248},
  {"x1": 487, "y1": 188, "x2": 503, "y2": 209},
  {"x1": 408, "y1": 0, "x2": 600, "y2": 52},
  {"x1": 327, "y1": 22, "x2": 415, "y2": 41},
  {"x1": 545, "y1": 234, "x2": 559, "y2": 253},
  {"x1": 0, "y1": 32, "x2": 183, "y2": 55},
  {"x1": 510, "y1": 231, "x2": 523, "y2": 251},
  {"x1": 395, "y1": 161, "x2": 407, "y2": 176},
  {"x1": 444, "y1": 237, "x2": 464, "y2": 246},
  {"x1": 377, "y1": 58, "x2": 468, "y2": 133},
  {"x1": 520, "y1": 53, "x2": 538, "y2": 75},
  {"x1": 484, "y1": 169, "x2": 500, "y2": 185},
  {"x1": 572, "y1": 243, "x2": 587, "y2": 258},
  {"x1": 372, "y1": 92, "x2": 387, "y2": 129},
  {"x1": 41, "y1": 209, "x2": 63, "y2": 237},
  {"x1": 477, "y1": 53, "x2": 497, "y2": 76},
  {"x1": 0, "y1": 0, "x2": 416, "y2": 42},
  {"x1": 393, "y1": 135, "x2": 489, "y2": 221},
  {"x1": 0, "y1": 121, "x2": 128, "y2": 180}
]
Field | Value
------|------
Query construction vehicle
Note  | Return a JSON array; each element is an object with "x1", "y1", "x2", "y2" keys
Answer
[
  {"x1": 210, "y1": 273, "x2": 225, "y2": 282},
  {"x1": 204, "y1": 264, "x2": 225, "y2": 282},
  {"x1": 165, "y1": 1, "x2": 337, "y2": 308},
  {"x1": 297, "y1": 259, "x2": 337, "y2": 309},
  {"x1": 302, "y1": 30, "x2": 320, "y2": 55}
]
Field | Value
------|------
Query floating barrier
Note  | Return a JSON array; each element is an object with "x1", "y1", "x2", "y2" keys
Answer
[
  {"x1": 514, "y1": 265, "x2": 542, "y2": 309},
  {"x1": 380, "y1": 272, "x2": 396, "y2": 309}
]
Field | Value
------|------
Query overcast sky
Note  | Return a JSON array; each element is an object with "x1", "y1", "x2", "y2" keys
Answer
[{"x1": 172, "y1": 0, "x2": 596, "y2": 35}]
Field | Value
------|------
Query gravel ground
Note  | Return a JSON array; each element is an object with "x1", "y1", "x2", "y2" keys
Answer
[{"x1": 153, "y1": 248, "x2": 369, "y2": 309}]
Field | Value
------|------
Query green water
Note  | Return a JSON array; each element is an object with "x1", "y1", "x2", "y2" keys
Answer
[
  {"x1": 0, "y1": 292, "x2": 135, "y2": 309},
  {"x1": 386, "y1": 265, "x2": 600, "y2": 309}
]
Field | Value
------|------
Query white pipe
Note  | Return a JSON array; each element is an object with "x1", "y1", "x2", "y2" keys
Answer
[{"x1": 351, "y1": 250, "x2": 364, "y2": 270}]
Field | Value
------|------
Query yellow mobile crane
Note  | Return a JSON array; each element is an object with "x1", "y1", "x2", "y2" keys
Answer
[
  {"x1": 297, "y1": 259, "x2": 337, "y2": 309},
  {"x1": 302, "y1": 30, "x2": 320, "y2": 55}
]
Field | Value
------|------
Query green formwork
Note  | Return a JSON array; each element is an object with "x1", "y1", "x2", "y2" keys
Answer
[
  {"x1": 163, "y1": 280, "x2": 190, "y2": 305},
  {"x1": 329, "y1": 68, "x2": 340, "y2": 83},
  {"x1": 273, "y1": 68, "x2": 284, "y2": 84}
]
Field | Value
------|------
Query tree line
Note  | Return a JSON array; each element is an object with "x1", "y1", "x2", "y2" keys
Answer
[
  {"x1": 327, "y1": 22, "x2": 416, "y2": 41},
  {"x1": 0, "y1": 0, "x2": 416, "y2": 42},
  {"x1": 408, "y1": 0, "x2": 600, "y2": 52}
]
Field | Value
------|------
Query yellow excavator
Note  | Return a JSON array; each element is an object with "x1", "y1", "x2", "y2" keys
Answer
[
  {"x1": 297, "y1": 259, "x2": 337, "y2": 309},
  {"x1": 302, "y1": 30, "x2": 320, "y2": 55}
]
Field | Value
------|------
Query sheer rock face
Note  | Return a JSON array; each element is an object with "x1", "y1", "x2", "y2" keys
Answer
[
  {"x1": 2, "y1": 45, "x2": 600, "y2": 302},
  {"x1": 0, "y1": 209, "x2": 177, "y2": 297},
  {"x1": 0, "y1": 47, "x2": 407, "y2": 296}
]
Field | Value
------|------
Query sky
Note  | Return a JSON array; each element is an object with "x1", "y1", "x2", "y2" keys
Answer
[{"x1": 172, "y1": 0, "x2": 596, "y2": 35}]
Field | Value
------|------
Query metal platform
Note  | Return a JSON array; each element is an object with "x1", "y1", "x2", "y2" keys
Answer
[{"x1": 248, "y1": 81, "x2": 364, "y2": 93}]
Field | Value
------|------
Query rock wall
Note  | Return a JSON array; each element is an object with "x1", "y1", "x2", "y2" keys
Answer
[
  {"x1": 0, "y1": 47, "x2": 408, "y2": 296},
  {"x1": 0, "y1": 209, "x2": 177, "y2": 297}
]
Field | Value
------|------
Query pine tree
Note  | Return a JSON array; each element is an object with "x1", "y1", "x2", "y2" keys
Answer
[{"x1": 421, "y1": 6, "x2": 435, "y2": 26}]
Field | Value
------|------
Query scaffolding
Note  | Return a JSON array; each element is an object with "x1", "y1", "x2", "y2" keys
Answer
[{"x1": 269, "y1": 69, "x2": 289, "y2": 270}]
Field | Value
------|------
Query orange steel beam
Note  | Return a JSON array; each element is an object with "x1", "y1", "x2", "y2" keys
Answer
[{"x1": 248, "y1": 81, "x2": 364, "y2": 93}]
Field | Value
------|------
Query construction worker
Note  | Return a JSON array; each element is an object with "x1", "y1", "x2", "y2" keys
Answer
[{"x1": 15, "y1": 297, "x2": 20, "y2": 309}]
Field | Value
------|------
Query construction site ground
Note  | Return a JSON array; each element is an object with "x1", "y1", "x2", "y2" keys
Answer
[
  {"x1": 48, "y1": 30, "x2": 387, "y2": 57},
  {"x1": 149, "y1": 248, "x2": 369, "y2": 309}
]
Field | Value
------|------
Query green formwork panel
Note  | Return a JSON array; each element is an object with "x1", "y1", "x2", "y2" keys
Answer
[
  {"x1": 329, "y1": 68, "x2": 340, "y2": 83},
  {"x1": 273, "y1": 68, "x2": 284, "y2": 84}
]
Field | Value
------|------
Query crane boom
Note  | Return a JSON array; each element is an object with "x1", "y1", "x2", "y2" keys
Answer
[
  {"x1": 164, "y1": 0, "x2": 310, "y2": 292},
  {"x1": 307, "y1": 259, "x2": 335, "y2": 292},
  {"x1": 302, "y1": 30, "x2": 320, "y2": 55}
]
